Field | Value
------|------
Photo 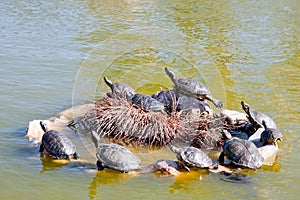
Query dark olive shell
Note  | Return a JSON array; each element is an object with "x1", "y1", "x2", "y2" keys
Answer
[
  {"x1": 41, "y1": 130, "x2": 77, "y2": 159},
  {"x1": 104, "y1": 77, "x2": 136, "y2": 101},
  {"x1": 170, "y1": 146, "x2": 213, "y2": 168},
  {"x1": 223, "y1": 137, "x2": 264, "y2": 169},
  {"x1": 131, "y1": 93, "x2": 166, "y2": 113},
  {"x1": 96, "y1": 143, "x2": 141, "y2": 172}
]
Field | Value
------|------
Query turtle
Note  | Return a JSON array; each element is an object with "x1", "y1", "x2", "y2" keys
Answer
[
  {"x1": 39, "y1": 121, "x2": 79, "y2": 160},
  {"x1": 143, "y1": 159, "x2": 187, "y2": 176},
  {"x1": 169, "y1": 145, "x2": 217, "y2": 171},
  {"x1": 91, "y1": 131, "x2": 141, "y2": 172},
  {"x1": 176, "y1": 94, "x2": 211, "y2": 113},
  {"x1": 103, "y1": 77, "x2": 136, "y2": 101},
  {"x1": 131, "y1": 93, "x2": 166, "y2": 114},
  {"x1": 219, "y1": 130, "x2": 264, "y2": 169},
  {"x1": 151, "y1": 90, "x2": 177, "y2": 113},
  {"x1": 241, "y1": 101, "x2": 277, "y2": 130},
  {"x1": 260, "y1": 120, "x2": 282, "y2": 147},
  {"x1": 220, "y1": 171, "x2": 251, "y2": 183},
  {"x1": 164, "y1": 67, "x2": 223, "y2": 108}
]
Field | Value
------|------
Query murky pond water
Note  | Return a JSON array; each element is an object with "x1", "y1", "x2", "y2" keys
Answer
[{"x1": 1, "y1": 0, "x2": 299, "y2": 199}]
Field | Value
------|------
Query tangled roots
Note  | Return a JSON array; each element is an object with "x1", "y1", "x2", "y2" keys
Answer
[{"x1": 74, "y1": 96, "x2": 185, "y2": 148}]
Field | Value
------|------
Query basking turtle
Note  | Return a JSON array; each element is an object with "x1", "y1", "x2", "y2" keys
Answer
[
  {"x1": 176, "y1": 94, "x2": 211, "y2": 113},
  {"x1": 104, "y1": 77, "x2": 136, "y2": 101},
  {"x1": 241, "y1": 101, "x2": 277, "y2": 130},
  {"x1": 260, "y1": 120, "x2": 282, "y2": 147},
  {"x1": 151, "y1": 90, "x2": 177, "y2": 113},
  {"x1": 131, "y1": 93, "x2": 166, "y2": 114},
  {"x1": 143, "y1": 159, "x2": 186, "y2": 176},
  {"x1": 219, "y1": 130, "x2": 264, "y2": 169},
  {"x1": 39, "y1": 121, "x2": 79, "y2": 160},
  {"x1": 91, "y1": 131, "x2": 141, "y2": 172},
  {"x1": 169, "y1": 145, "x2": 216, "y2": 171},
  {"x1": 165, "y1": 67, "x2": 223, "y2": 108}
]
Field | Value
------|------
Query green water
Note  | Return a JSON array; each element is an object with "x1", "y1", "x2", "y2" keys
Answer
[{"x1": 1, "y1": 0, "x2": 299, "y2": 199}]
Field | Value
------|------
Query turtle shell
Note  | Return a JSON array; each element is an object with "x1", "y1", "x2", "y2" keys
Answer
[
  {"x1": 96, "y1": 143, "x2": 141, "y2": 172},
  {"x1": 104, "y1": 77, "x2": 136, "y2": 101},
  {"x1": 223, "y1": 137, "x2": 264, "y2": 169},
  {"x1": 131, "y1": 93, "x2": 166, "y2": 113},
  {"x1": 41, "y1": 130, "x2": 77, "y2": 159},
  {"x1": 171, "y1": 146, "x2": 213, "y2": 168},
  {"x1": 165, "y1": 68, "x2": 222, "y2": 108},
  {"x1": 151, "y1": 90, "x2": 177, "y2": 113},
  {"x1": 176, "y1": 94, "x2": 210, "y2": 113},
  {"x1": 241, "y1": 101, "x2": 277, "y2": 129}
]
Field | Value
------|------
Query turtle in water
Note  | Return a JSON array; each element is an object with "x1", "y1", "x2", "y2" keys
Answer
[
  {"x1": 143, "y1": 159, "x2": 187, "y2": 176},
  {"x1": 104, "y1": 77, "x2": 136, "y2": 101},
  {"x1": 131, "y1": 93, "x2": 166, "y2": 114},
  {"x1": 219, "y1": 130, "x2": 264, "y2": 169},
  {"x1": 241, "y1": 101, "x2": 277, "y2": 130},
  {"x1": 91, "y1": 131, "x2": 141, "y2": 172},
  {"x1": 260, "y1": 120, "x2": 282, "y2": 147},
  {"x1": 39, "y1": 121, "x2": 79, "y2": 160},
  {"x1": 164, "y1": 67, "x2": 223, "y2": 108},
  {"x1": 169, "y1": 145, "x2": 217, "y2": 171}
]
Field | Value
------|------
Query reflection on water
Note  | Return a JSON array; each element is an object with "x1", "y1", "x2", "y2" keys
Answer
[{"x1": 1, "y1": 0, "x2": 299, "y2": 199}]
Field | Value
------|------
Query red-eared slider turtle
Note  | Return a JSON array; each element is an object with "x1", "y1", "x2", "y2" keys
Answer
[
  {"x1": 260, "y1": 120, "x2": 282, "y2": 147},
  {"x1": 131, "y1": 93, "x2": 166, "y2": 114},
  {"x1": 104, "y1": 77, "x2": 136, "y2": 101},
  {"x1": 241, "y1": 101, "x2": 277, "y2": 130},
  {"x1": 39, "y1": 121, "x2": 79, "y2": 160},
  {"x1": 169, "y1": 145, "x2": 216, "y2": 171},
  {"x1": 165, "y1": 67, "x2": 223, "y2": 108},
  {"x1": 91, "y1": 131, "x2": 141, "y2": 172},
  {"x1": 219, "y1": 130, "x2": 264, "y2": 169},
  {"x1": 176, "y1": 94, "x2": 211, "y2": 113},
  {"x1": 143, "y1": 159, "x2": 186, "y2": 176},
  {"x1": 151, "y1": 90, "x2": 177, "y2": 113}
]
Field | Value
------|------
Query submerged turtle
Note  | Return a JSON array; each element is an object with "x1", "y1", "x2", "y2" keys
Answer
[
  {"x1": 131, "y1": 93, "x2": 166, "y2": 114},
  {"x1": 104, "y1": 77, "x2": 136, "y2": 101},
  {"x1": 169, "y1": 145, "x2": 216, "y2": 171},
  {"x1": 91, "y1": 131, "x2": 141, "y2": 172},
  {"x1": 241, "y1": 101, "x2": 277, "y2": 130},
  {"x1": 39, "y1": 121, "x2": 79, "y2": 160},
  {"x1": 165, "y1": 67, "x2": 223, "y2": 108},
  {"x1": 260, "y1": 120, "x2": 282, "y2": 147},
  {"x1": 219, "y1": 130, "x2": 264, "y2": 169},
  {"x1": 143, "y1": 159, "x2": 186, "y2": 176}
]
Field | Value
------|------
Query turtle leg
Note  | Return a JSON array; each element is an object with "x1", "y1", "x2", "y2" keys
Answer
[
  {"x1": 219, "y1": 151, "x2": 225, "y2": 164},
  {"x1": 39, "y1": 144, "x2": 44, "y2": 153},
  {"x1": 73, "y1": 152, "x2": 80, "y2": 160},
  {"x1": 96, "y1": 161, "x2": 105, "y2": 170},
  {"x1": 206, "y1": 96, "x2": 223, "y2": 109}
]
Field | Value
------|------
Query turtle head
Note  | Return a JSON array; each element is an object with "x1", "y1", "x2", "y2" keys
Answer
[
  {"x1": 241, "y1": 101, "x2": 250, "y2": 114},
  {"x1": 91, "y1": 131, "x2": 101, "y2": 149},
  {"x1": 260, "y1": 121, "x2": 283, "y2": 147},
  {"x1": 103, "y1": 77, "x2": 113, "y2": 89},
  {"x1": 165, "y1": 67, "x2": 176, "y2": 83},
  {"x1": 223, "y1": 130, "x2": 232, "y2": 140},
  {"x1": 39, "y1": 121, "x2": 48, "y2": 133}
]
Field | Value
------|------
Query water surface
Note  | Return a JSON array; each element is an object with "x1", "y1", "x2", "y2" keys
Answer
[{"x1": 0, "y1": 0, "x2": 299, "y2": 199}]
